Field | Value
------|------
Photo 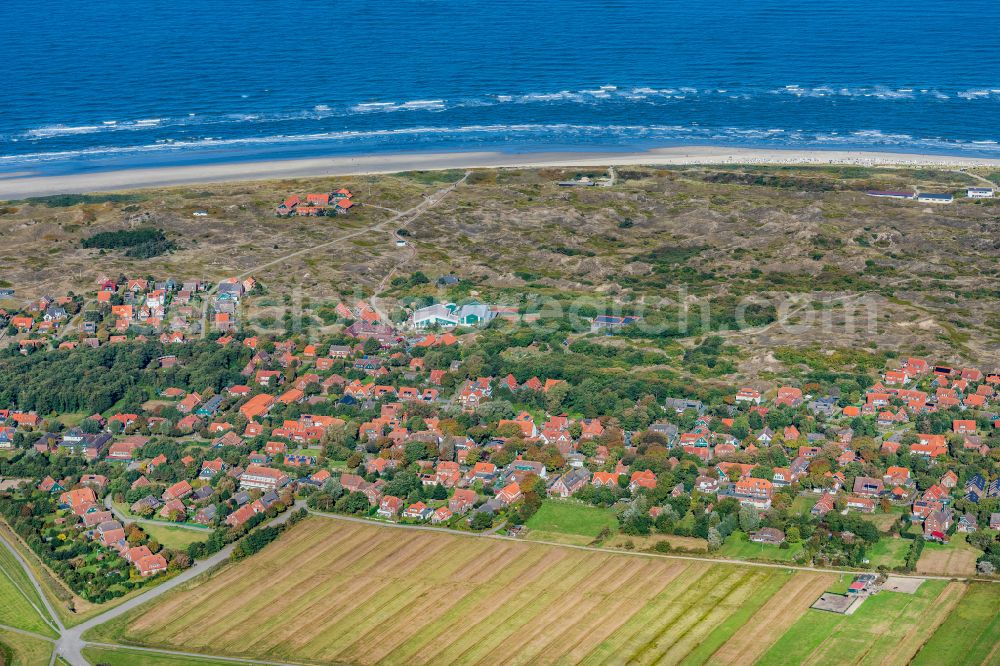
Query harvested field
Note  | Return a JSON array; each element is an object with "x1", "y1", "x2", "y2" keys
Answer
[
  {"x1": 709, "y1": 572, "x2": 835, "y2": 664},
  {"x1": 916, "y1": 538, "x2": 980, "y2": 576},
  {"x1": 91, "y1": 517, "x2": 827, "y2": 665},
  {"x1": 89, "y1": 517, "x2": 996, "y2": 666}
]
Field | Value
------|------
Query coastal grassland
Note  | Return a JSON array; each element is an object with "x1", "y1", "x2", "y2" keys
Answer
[
  {"x1": 2, "y1": 165, "x2": 999, "y2": 367},
  {"x1": 704, "y1": 572, "x2": 835, "y2": 665},
  {"x1": 88, "y1": 516, "x2": 837, "y2": 665},
  {"x1": 756, "y1": 579, "x2": 965, "y2": 666},
  {"x1": 911, "y1": 583, "x2": 1000, "y2": 666},
  {"x1": 0, "y1": 629, "x2": 53, "y2": 666}
]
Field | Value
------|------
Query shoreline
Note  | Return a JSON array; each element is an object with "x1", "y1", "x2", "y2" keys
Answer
[{"x1": 2, "y1": 145, "x2": 1000, "y2": 199}]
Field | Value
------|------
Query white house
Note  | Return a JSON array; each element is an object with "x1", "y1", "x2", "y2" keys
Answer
[
  {"x1": 411, "y1": 302, "x2": 496, "y2": 329},
  {"x1": 967, "y1": 187, "x2": 994, "y2": 199}
]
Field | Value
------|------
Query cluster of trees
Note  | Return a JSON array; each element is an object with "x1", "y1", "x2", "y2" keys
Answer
[
  {"x1": 231, "y1": 508, "x2": 306, "y2": 560},
  {"x1": 0, "y1": 490, "x2": 155, "y2": 602},
  {"x1": 81, "y1": 227, "x2": 175, "y2": 258},
  {"x1": 0, "y1": 339, "x2": 250, "y2": 416}
]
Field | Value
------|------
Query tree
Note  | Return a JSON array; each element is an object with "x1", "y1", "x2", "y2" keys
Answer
[
  {"x1": 738, "y1": 506, "x2": 759, "y2": 533},
  {"x1": 707, "y1": 528, "x2": 722, "y2": 551},
  {"x1": 470, "y1": 512, "x2": 493, "y2": 531}
]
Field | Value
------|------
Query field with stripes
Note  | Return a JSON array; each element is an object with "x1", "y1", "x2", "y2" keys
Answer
[{"x1": 91, "y1": 517, "x2": 1000, "y2": 666}]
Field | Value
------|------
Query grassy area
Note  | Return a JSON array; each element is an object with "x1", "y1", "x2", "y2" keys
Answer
[
  {"x1": 758, "y1": 579, "x2": 960, "y2": 666},
  {"x1": 0, "y1": 557, "x2": 57, "y2": 637},
  {"x1": 718, "y1": 532, "x2": 804, "y2": 562},
  {"x1": 825, "y1": 573, "x2": 853, "y2": 595},
  {"x1": 789, "y1": 495, "x2": 818, "y2": 516},
  {"x1": 82, "y1": 647, "x2": 239, "y2": 666},
  {"x1": 0, "y1": 628, "x2": 53, "y2": 666},
  {"x1": 112, "y1": 500, "x2": 211, "y2": 534},
  {"x1": 0, "y1": 542, "x2": 56, "y2": 635},
  {"x1": 870, "y1": 505, "x2": 906, "y2": 531},
  {"x1": 603, "y1": 533, "x2": 709, "y2": 552},
  {"x1": 911, "y1": 583, "x2": 1000, "y2": 666},
  {"x1": 140, "y1": 523, "x2": 208, "y2": 550},
  {"x1": 88, "y1": 517, "x2": 830, "y2": 665},
  {"x1": 865, "y1": 536, "x2": 910, "y2": 569},
  {"x1": 525, "y1": 500, "x2": 618, "y2": 538}
]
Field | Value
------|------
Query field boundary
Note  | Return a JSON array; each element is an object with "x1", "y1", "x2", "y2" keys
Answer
[{"x1": 305, "y1": 507, "x2": 995, "y2": 583}]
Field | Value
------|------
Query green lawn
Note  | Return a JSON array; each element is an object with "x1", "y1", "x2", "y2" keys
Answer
[
  {"x1": 0, "y1": 629, "x2": 53, "y2": 666},
  {"x1": 789, "y1": 495, "x2": 818, "y2": 516},
  {"x1": 0, "y1": 547, "x2": 58, "y2": 637},
  {"x1": 911, "y1": 583, "x2": 1000, "y2": 666},
  {"x1": 0, "y1": 543, "x2": 53, "y2": 624},
  {"x1": 865, "y1": 536, "x2": 909, "y2": 569},
  {"x1": 525, "y1": 500, "x2": 618, "y2": 538},
  {"x1": 718, "y1": 533, "x2": 804, "y2": 562},
  {"x1": 825, "y1": 574, "x2": 853, "y2": 595},
  {"x1": 82, "y1": 647, "x2": 239, "y2": 666},
  {"x1": 140, "y1": 523, "x2": 208, "y2": 550}
]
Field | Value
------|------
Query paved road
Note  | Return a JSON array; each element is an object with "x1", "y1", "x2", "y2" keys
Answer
[
  {"x1": 53, "y1": 507, "x2": 298, "y2": 666},
  {"x1": 0, "y1": 529, "x2": 64, "y2": 635}
]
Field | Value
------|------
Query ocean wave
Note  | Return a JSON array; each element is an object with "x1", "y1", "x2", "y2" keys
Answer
[
  {"x1": 5, "y1": 122, "x2": 1000, "y2": 165},
  {"x1": 14, "y1": 82, "x2": 1000, "y2": 145}
]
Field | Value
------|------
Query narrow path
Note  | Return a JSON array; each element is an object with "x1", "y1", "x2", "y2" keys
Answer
[
  {"x1": 85, "y1": 642, "x2": 301, "y2": 666},
  {"x1": 0, "y1": 623, "x2": 55, "y2": 642},
  {"x1": 359, "y1": 202, "x2": 402, "y2": 215},
  {"x1": 954, "y1": 169, "x2": 995, "y2": 187},
  {"x1": 0, "y1": 530, "x2": 64, "y2": 634},
  {"x1": 0, "y1": 559, "x2": 59, "y2": 636},
  {"x1": 199, "y1": 171, "x2": 468, "y2": 335},
  {"x1": 103, "y1": 495, "x2": 210, "y2": 533}
]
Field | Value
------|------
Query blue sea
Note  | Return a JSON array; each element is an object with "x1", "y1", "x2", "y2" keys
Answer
[{"x1": 2, "y1": 0, "x2": 1000, "y2": 175}]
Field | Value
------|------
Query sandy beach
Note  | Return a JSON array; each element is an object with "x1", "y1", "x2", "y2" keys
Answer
[{"x1": 2, "y1": 145, "x2": 999, "y2": 199}]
